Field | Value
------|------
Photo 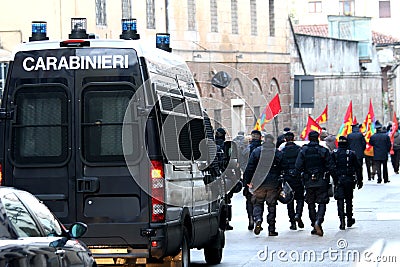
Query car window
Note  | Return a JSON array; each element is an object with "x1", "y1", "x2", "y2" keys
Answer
[
  {"x1": 0, "y1": 204, "x2": 13, "y2": 239},
  {"x1": 16, "y1": 191, "x2": 63, "y2": 236},
  {"x1": 1, "y1": 192, "x2": 41, "y2": 237}
]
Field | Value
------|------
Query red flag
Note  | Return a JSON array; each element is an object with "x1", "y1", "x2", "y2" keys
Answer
[
  {"x1": 336, "y1": 101, "x2": 353, "y2": 141},
  {"x1": 353, "y1": 116, "x2": 357, "y2": 125},
  {"x1": 315, "y1": 105, "x2": 328, "y2": 124},
  {"x1": 300, "y1": 115, "x2": 322, "y2": 140},
  {"x1": 362, "y1": 99, "x2": 376, "y2": 154},
  {"x1": 300, "y1": 105, "x2": 328, "y2": 138},
  {"x1": 390, "y1": 112, "x2": 398, "y2": 155},
  {"x1": 254, "y1": 94, "x2": 282, "y2": 130}
]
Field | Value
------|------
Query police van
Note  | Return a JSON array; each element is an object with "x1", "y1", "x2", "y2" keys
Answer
[{"x1": 0, "y1": 18, "x2": 231, "y2": 266}]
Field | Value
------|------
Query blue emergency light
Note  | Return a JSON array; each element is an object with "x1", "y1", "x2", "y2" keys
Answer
[
  {"x1": 120, "y1": 19, "x2": 140, "y2": 40},
  {"x1": 29, "y1": 21, "x2": 49, "y2": 42},
  {"x1": 156, "y1": 33, "x2": 172, "y2": 52},
  {"x1": 69, "y1": 18, "x2": 89, "y2": 39}
]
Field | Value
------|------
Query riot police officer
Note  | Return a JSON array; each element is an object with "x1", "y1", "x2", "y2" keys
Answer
[
  {"x1": 244, "y1": 134, "x2": 282, "y2": 236},
  {"x1": 331, "y1": 136, "x2": 363, "y2": 230},
  {"x1": 242, "y1": 130, "x2": 263, "y2": 230},
  {"x1": 280, "y1": 131, "x2": 304, "y2": 230},
  {"x1": 295, "y1": 131, "x2": 336, "y2": 236}
]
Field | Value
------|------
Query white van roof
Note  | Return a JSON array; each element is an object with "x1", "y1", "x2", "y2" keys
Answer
[{"x1": 11, "y1": 39, "x2": 187, "y2": 70}]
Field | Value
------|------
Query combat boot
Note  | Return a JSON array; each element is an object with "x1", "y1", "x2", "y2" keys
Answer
[
  {"x1": 314, "y1": 220, "x2": 323, "y2": 236},
  {"x1": 339, "y1": 217, "x2": 346, "y2": 230},
  {"x1": 289, "y1": 220, "x2": 297, "y2": 230},
  {"x1": 347, "y1": 217, "x2": 355, "y2": 227},
  {"x1": 294, "y1": 214, "x2": 304, "y2": 228},
  {"x1": 254, "y1": 220, "x2": 263, "y2": 235},
  {"x1": 248, "y1": 217, "x2": 254, "y2": 230},
  {"x1": 268, "y1": 231, "x2": 278, "y2": 236}
]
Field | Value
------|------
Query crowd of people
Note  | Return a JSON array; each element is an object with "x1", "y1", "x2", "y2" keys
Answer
[{"x1": 218, "y1": 122, "x2": 399, "y2": 237}]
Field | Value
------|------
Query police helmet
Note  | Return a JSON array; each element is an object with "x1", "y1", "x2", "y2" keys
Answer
[{"x1": 278, "y1": 182, "x2": 294, "y2": 204}]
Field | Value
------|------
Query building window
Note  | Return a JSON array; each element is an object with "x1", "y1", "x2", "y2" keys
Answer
[
  {"x1": 250, "y1": 0, "x2": 257, "y2": 36},
  {"x1": 210, "y1": 0, "x2": 218, "y2": 32},
  {"x1": 146, "y1": 0, "x2": 155, "y2": 29},
  {"x1": 379, "y1": 1, "x2": 391, "y2": 18},
  {"x1": 214, "y1": 109, "x2": 222, "y2": 130},
  {"x1": 254, "y1": 106, "x2": 260, "y2": 126},
  {"x1": 122, "y1": 0, "x2": 132, "y2": 19},
  {"x1": 188, "y1": 0, "x2": 197, "y2": 31},
  {"x1": 231, "y1": 0, "x2": 238, "y2": 34},
  {"x1": 339, "y1": 0, "x2": 354, "y2": 16},
  {"x1": 96, "y1": 0, "x2": 107, "y2": 26},
  {"x1": 269, "y1": 0, "x2": 275, "y2": 36},
  {"x1": 308, "y1": 1, "x2": 322, "y2": 13}
]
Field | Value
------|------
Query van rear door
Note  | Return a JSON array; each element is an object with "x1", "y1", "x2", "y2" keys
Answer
[
  {"x1": 73, "y1": 48, "x2": 148, "y2": 247},
  {"x1": 5, "y1": 49, "x2": 76, "y2": 223}
]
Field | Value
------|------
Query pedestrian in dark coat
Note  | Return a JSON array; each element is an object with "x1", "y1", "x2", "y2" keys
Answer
[
  {"x1": 347, "y1": 124, "x2": 367, "y2": 180},
  {"x1": 331, "y1": 136, "x2": 362, "y2": 230},
  {"x1": 324, "y1": 134, "x2": 337, "y2": 152},
  {"x1": 280, "y1": 132, "x2": 304, "y2": 230},
  {"x1": 390, "y1": 131, "x2": 400, "y2": 174},
  {"x1": 295, "y1": 131, "x2": 337, "y2": 236},
  {"x1": 369, "y1": 123, "x2": 391, "y2": 183},
  {"x1": 243, "y1": 134, "x2": 282, "y2": 236}
]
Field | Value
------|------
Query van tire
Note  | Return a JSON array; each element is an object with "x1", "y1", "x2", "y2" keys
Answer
[
  {"x1": 204, "y1": 229, "x2": 224, "y2": 264},
  {"x1": 204, "y1": 247, "x2": 223, "y2": 264},
  {"x1": 181, "y1": 228, "x2": 190, "y2": 267}
]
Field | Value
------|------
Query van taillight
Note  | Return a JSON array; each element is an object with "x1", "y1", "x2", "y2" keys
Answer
[
  {"x1": 0, "y1": 164, "x2": 2, "y2": 185},
  {"x1": 150, "y1": 160, "x2": 165, "y2": 222}
]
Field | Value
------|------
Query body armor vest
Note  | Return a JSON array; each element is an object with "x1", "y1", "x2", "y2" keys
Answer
[
  {"x1": 333, "y1": 149, "x2": 354, "y2": 176},
  {"x1": 303, "y1": 145, "x2": 324, "y2": 173},
  {"x1": 282, "y1": 144, "x2": 300, "y2": 174}
]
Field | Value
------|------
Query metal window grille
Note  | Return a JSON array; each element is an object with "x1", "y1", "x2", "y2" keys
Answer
[
  {"x1": 146, "y1": 0, "x2": 155, "y2": 29},
  {"x1": 122, "y1": 0, "x2": 132, "y2": 19},
  {"x1": 188, "y1": 0, "x2": 197, "y2": 31},
  {"x1": 231, "y1": 0, "x2": 238, "y2": 34},
  {"x1": 96, "y1": 0, "x2": 107, "y2": 26},
  {"x1": 210, "y1": 0, "x2": 218, "y2": 33},
  {"x1": 269, "y1": 0, "x2": 275, "y2": 36},
  {"x1": 250, "y1": 0, "x2": 257, "y2": 36}
]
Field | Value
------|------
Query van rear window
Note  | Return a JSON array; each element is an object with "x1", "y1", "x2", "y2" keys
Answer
[
  {"x1": 12, "y1": 86, "x2": 69, "y2": 165},
  {"x1": 82, "y1": 86, "x2": 134, "y2": 163}
]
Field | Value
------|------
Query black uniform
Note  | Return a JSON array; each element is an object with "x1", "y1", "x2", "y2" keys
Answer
[
  {"x1": 242, "y1": 137, "x2": 262, "y2": 230},
  {"x1": 295, "y1": 132, "x2": 336, "y2": 236},
  {"x1": 243, "y1": 136, "x2": 282, "y2": 236},
  {"x1": 281, "y1": 141, "x2": 304, "y2": 230},
  {"x1": 331, "y1": 137, "x2": 362, "y2": 230}
]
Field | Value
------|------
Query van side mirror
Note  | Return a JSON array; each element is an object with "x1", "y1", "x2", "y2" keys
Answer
[
  {"x1": 69, "y1": 222, "x2": 87, "y2": 238},
  {"x1": 211, "y1": 71, "x2": 231, "y2": 89}
]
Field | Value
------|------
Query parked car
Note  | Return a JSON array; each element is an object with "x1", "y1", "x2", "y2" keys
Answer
[{"x1": 0, "y1": 186, "x2": 96, "y2": 267}]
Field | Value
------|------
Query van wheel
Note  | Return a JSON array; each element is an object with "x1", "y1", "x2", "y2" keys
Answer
[
  {"x1": 181, "y1": 228, "x2": 190, "y2": 267},
  {"x1": 204, "y1": 247, "x2": 223, "y2": 264},
  {"x1": 204, "y1": 230, "x2": 224, "y2": 264}
]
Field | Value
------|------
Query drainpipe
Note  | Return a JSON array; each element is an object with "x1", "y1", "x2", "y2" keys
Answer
[{"x1": 164, "y1": 0, "x2": 169, "y2": 33}]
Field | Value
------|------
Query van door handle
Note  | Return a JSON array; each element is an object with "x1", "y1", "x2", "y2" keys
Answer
[{"x1": 77, "y1": 177, "x2": 100, "y2": 193}]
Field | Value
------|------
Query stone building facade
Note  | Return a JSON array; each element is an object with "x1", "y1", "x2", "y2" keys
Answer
[{"x1": 0, "y1": 0, "x2": 293, "y2": 139}]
